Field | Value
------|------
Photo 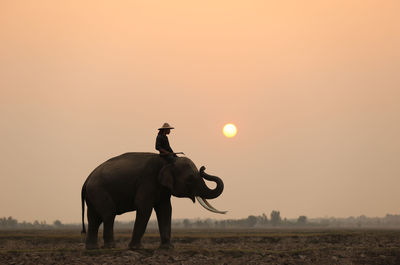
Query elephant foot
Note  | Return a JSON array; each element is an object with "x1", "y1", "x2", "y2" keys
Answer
[
  {"x1": 128, "y1": 242, "x2": 144, "y2": 250},
  {"x1": 102, "y1": 242, "x2": 116, "y2": 249},
  {"x1": 85, "y1": 243, "x2": 99, "y2": 250},
  {"x1": 159, "y1": 243, "x2": 174, "y2": 250}
]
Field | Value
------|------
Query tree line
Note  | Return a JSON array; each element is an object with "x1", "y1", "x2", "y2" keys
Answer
[
  {"x1": 0, "y1": 217, "x2": 67, "y2": 229},
  {"x1": 2, "y1": 212, "x2": 400, "y2": 229},
  {"x1": 177, "y1": 212, "x2": 400, "y2": 229}
]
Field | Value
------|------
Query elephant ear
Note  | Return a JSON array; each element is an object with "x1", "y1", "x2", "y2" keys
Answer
[{"x1": 158, "y1": 164, "x2": 174, "y2": 190}]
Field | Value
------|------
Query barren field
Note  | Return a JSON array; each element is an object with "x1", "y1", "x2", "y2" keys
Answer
[{"x1": 1, "y1": 228, "x2": 400, "y2": 264}]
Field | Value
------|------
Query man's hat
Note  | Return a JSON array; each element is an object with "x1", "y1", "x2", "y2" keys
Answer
[{"x1": 158, "y1": 123, "x2": 174, "y2": 130}]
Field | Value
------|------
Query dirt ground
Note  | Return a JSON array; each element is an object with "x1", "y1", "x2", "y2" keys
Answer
[{"x1": 1, "y1": 228, "x2": 400, "y2": 264}]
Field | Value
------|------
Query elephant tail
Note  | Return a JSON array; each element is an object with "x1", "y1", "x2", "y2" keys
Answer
[{"x1": 81, "y1": 184, "x2": 86, "y2": 235}]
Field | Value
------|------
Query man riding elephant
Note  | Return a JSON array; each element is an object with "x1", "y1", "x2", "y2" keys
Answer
[
  {"x1": 80, "y1": 122, "x2": 226, "y2": 250},
  {"x1": 156, "y1": 123, "x2": 178, "y2": 163}
]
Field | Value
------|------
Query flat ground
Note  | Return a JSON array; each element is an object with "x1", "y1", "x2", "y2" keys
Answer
[{"x1": 1, "y1": 228, "x2": 400, "y2": 264}]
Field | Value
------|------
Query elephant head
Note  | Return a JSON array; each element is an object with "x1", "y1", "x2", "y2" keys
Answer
[{"x1": 158, "y1": 157, "x2": 227, "y2": 214}]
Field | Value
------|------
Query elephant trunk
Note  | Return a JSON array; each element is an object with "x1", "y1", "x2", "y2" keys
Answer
[{"x1": 196, "y1": 166, "x2": 224, "y2": 199}]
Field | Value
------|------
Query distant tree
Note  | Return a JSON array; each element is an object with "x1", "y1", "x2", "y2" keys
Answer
[
  {"x1": 0, "y1": 216, "x2": 18, "y2": 227},
  {"x1": 384, "y1": 214, "x2": 400, "y2": 225},
  {"x1": 270, "y1": 210, "x2": 281, "y2": 226},
  {"x1": 297, "y1": 216, "x2": 307, "y2": 225},
  {"x1": 53, "y1": 220, "x2": 63, "y2": 227},
  {"x1": 194, "y1": 219, "x2": 211, "y2": 228},
  {"x1": 257, "y1": 213, "x2": 268, "y2": 225},
  {"x1": 215, "y1": 220, "x2": 226, "y2": 229},
  {"x1": 262, "y1": 213, "x2": 268, "y2": 223},
  {"x1": 183, "y1": 219, "x2": 191, "y2": 228},
  {"x1": 319, "y1": 218, "x2": 330, "y2": 227},
  {"x1": 246, "y1": 215, "x2": 257, "y2": 227},
  {"x1": 20, "y1": 221, "x2": 34, "y2": 228}
]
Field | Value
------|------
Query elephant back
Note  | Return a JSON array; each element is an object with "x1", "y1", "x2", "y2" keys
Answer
[{"x1": 103, "y1": 152, "x2": 163, "y2": 174}]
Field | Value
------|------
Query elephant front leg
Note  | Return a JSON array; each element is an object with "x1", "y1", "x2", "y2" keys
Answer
[
  {"x1": 155, "y1": 199, "x2": 173, "y2": 249},
  {"x1": 129, "y1": 207, "x2": 152, "y2": 250}
]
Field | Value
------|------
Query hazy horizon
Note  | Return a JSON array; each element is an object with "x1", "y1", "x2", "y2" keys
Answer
[{"x1": 1, "y1": 1, "x2": 399, "y2": 223}]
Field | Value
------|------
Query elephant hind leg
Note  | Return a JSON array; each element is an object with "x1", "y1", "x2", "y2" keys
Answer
[
  {"x1": 103, "y1": 215, "x2": 116, "y2": 248},
  {"x1": 86, "y1": 206, "x2": 102, "y2": 249},
  {"x1": 92, "y1": 191, "x2": 117, "y2": 248},
  {"x1": 86, "y1": 188, "x2": 117, "y2": 249}
]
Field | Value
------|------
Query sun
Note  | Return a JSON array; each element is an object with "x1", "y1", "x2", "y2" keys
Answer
[{"x1": 223, "y1": 123, "x2": 237, "y2": 138}]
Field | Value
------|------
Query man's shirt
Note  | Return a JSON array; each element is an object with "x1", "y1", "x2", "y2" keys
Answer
[{"x1": 155, "y1": 134, "x2": 174, "y2": 154}]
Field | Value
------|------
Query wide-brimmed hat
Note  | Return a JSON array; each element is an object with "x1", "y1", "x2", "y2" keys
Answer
[{"x1": 158, "y1": 123, "x2": 174, "y2": 130}]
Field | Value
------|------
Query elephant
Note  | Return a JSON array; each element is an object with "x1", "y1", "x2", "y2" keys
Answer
[{"x1": 81, "y1": 152, "x2": 225, "y2": 250}]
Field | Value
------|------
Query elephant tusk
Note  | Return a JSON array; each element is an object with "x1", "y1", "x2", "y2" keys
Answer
[
  {"x1": 196, "y1": 197, "x2": 227, "y2": 214},
  {"x1": 202, "y1": 198, "x2": 228, "y2": 214}
]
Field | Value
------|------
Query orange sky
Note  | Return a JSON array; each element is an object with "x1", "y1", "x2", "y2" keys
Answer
[{"x1": 1, "y1": 1, "x2": 400, "y2": 223}]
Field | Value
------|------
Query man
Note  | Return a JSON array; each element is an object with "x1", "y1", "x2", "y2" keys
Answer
[{"x1": 155, "y1": 123, "x2": 177, "y2": 163}]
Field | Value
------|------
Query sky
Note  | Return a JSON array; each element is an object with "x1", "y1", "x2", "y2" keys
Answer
[{"x1": 1, "y1": 1, "x2": 399, "y2": 223}]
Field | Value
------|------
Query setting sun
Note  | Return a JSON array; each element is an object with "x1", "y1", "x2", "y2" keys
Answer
[{"x1": 223, "y1": 123, "x2": 237, "y2": 138}]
